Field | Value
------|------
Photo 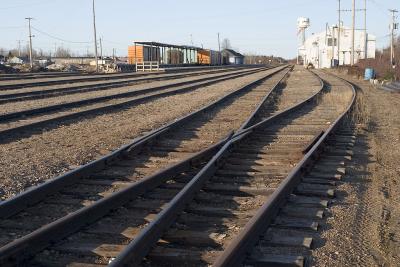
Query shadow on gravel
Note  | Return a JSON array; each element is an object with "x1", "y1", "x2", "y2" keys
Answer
[
  {"x1": 308, "y1": 125, "x2": 373, "y2": 265},
  {"x1": 17, "y1": 76, "x2": 275, "y2": 265},
  {"x1": 144, "y1": 90, "x2": 323, "y2": 266}
]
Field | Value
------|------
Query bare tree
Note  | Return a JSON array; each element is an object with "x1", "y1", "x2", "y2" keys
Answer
[
  {"x1": 221, "y1": 38, "x2": 232, "y2": 50},
  {"x1": 54, "y1": 46, "x2": 72, "y2": 57}
]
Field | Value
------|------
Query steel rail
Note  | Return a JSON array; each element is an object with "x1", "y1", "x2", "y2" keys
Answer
[
  {"x1": 107, "y1": 68, "x2": 323, "y2": 267},
  {"x1": 0, "y1": 65, "x2": 288, "y2": 218},
  {"x1": 212, "y1": 72, "x2": 357, "y2": 267},
  {"x1": 0, "y1": 72, "x2": 159, "y2": 90},
  {"x1": 238, "y1": 65, "x2": 293, "y2": 131},
  {"x1": 0, "y1": 72, "x2": 82, "y2": 81},
  {"x1": 0, "y1": 134, "x2": 232, "y2": 267},
  {"x1": 0, "y1": 66, "x2": 290, "y2": 266},
  {"x1": 0, "y1": 68, "x2": 263, "y2": 123},
  {"x1": 0, "y1": 66, "x2": 247, "y2": 91},
  {"x1": 0, "y1": 67, "x2": 246, "y2": 102},
  {"x1": 0, "y1": 68, "x2": 273, "y2": 143},
  {"x1": 0, "y1": 65, "x2": 249, "y2": 83}
]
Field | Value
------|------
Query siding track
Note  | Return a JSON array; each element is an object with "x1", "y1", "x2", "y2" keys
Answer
[
  {"x1": 0, "y1": 67, "x2": 265, "y2": 142},
  {"x1": 108, "y1": 70, "x2": 355, "y2": 267},
  {"x1": 0, "y1": 66, "x2": 301, "y2": 266},
  {"x1": 0, "y1": 68, "x2": 244, "y2": 103}
]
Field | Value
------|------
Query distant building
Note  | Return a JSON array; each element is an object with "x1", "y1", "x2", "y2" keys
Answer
[
  {"x1": 222, "y1": 49, "x2": 244, "y2": 65},
  {"x1": 8, "y1": 56, "x2": 28, "y2": 64},
  {"x1": 89, "y1": 57, "x2": 114, "y2": 66},
  {"x1": 299, "y1": 25, "x2": 376, "y2": 68},
  {"x1": 35, "y1": 58, "x2": 51, "y2": 67},
  {"x1": 52, "y1": 57, "x2": 94, "y2": 65}
]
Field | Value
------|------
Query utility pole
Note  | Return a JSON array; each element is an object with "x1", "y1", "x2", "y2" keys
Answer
[
  {"x1": 100, "y1": 37, "x2": 103, "y2": 62},
  {"x1": 25, "y1": 17, "x2": 34, "y2": 69},
  {"x1": 17, "y1": 40, "x2": 22, "y2": 57},
  {"x1": 92, "y1": 0, "x2": 99, "y2": 72},
  {"x1": 338, "y1": 0, "x2": 341, "y2": 65},
  {"x1": 331, "y1": 26, "x2": 336, "y2": 67},
  {"x1": 389, "y1": 9, "x2": 398, "y2": 68},
  {"x1": 217, "y1": 32, "x2": 221, "y2": 65},
  {"x1": 351, "y1": 0, "x2": 355, "y2": 65},
  {"x1": 364, "y1": 0, "x2": 367, "y2": 59}
]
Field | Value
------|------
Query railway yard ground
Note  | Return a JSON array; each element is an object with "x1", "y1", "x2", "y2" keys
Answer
[
  {"x1": 0, "y1": 65, "x2": 398, "y2": 266},
  {"x1": 310, "y1": 70, "x2": 400, "y2": 267}
]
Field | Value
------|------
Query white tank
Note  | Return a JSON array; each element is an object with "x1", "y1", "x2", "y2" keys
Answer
[{"x1": 297, "y1": 17, "x2": 310, "y2": 29}]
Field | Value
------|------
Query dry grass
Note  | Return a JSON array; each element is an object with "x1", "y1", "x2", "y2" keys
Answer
[
  {"x1": 351, "y1": 89, "x2": 370, "y2": 126},
  {"x1": 319, "y1": 84, "x2": 354, "y2": 114}
]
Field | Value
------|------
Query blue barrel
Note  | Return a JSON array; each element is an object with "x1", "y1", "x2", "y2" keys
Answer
[{"x1": 364, "y1": 68, "x2": 375, "y2": 80}]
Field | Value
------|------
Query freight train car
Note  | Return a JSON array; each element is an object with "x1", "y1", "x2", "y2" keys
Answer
[
  {"x1": 128, "y1": 45, "x2": 160, "y2": 64},
  {"x1": 166, "y1": 49, "x2": 184, "y2": 64},
  {"x1": 197, "y1": 49, "x2": 221, "y2": 65}
]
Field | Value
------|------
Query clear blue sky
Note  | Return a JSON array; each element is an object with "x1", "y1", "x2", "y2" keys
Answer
[{"x1": 0, "y1": 0, "x2": 398, "y2": 58}]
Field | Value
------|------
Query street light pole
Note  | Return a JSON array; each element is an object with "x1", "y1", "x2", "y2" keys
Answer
[{"x1": 92, "y1": 0, "x2": 99, "y2": 73}]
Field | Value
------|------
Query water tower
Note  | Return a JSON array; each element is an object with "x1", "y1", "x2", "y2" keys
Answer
[
  {"x1": 297, "y1": 17, "x2": 310, "y2": 65},
  {"x1": 297, "y1": 17, "x2": 310, "y2": 45}
]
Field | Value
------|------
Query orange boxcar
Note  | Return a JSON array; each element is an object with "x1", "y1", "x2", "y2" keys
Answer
[
  {"x1": 128, "y1": 45, "x2": 160, "y2": 64},
  {"x1": 197, "y1": 49, "x2": 220, "y2": 65}
]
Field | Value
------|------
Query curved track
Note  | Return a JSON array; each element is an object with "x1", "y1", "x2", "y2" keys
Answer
[
  {"x1": 109, "y1": 70, "x2": 355, "y2": 267},
  {"x1": 0, "y1": 66, "x2": 293, "y2": 266},
  {"x1": 0, "y1": 67, "x2": 352, "y2": 267}
]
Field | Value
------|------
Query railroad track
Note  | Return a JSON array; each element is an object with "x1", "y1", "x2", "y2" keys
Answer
[
  {"x1": 0, "y1": 67, "x2": 245, "y2": 103},
  {"x1": 0, "y1": 65, "x2": 293, "y2": 266},
  {"x1": 104, "y1": 70, "x2": 355, "y2": 267},
  {"x1": 0, "y1": 67, "x2": 245, "y2": 92},
  {"x1": 240, "y1": 125, "x2": 356, "y2": 267},
  {"x1": 0, "y1": 67, "x2": 351, "y2": 267},
  {"x1": 0, "y1": 67, "x2": 271, "y2": 142},
  {"x1": 0, "y1": 72, "x2": 82, "y2": 81}
]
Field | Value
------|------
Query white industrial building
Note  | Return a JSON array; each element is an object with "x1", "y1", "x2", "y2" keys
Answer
[{"x1": 298, "y1": 21, "x2": 376, "y2": 68}]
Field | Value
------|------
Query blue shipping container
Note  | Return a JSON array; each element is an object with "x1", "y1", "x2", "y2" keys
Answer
[{"x1": 364, "y1": 68, "x2": 375, "y2": 80}]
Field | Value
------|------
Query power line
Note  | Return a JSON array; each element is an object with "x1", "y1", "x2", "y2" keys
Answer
[
  {"x1": 31, "y1": 26, "x2": 92, "y2": 44},
  {"x1": 0, "y1": 26, "x2": 24, "y2": 29},
  {"x1": 367, "y1": 0, "x2": 387, "y2": 14},
  {"x1": 0, "y1": 0, "x2": 61, "y2": 10},
  {"x1": 375, "y1": 34, "x2": 391, "y2": 40}
]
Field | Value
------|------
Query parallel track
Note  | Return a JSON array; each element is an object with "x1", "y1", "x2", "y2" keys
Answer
[
  {"x1": 0, "y1": 68, "x2": 245, "y2": 103},
  {"x1": 0, "y1": 68, "x2": 353, "y2": 267},
  {"x1": 0, "y1": 66, "x2": 293, "y2": 266},
  {"x1": 212, "y1": 71, "x2": 356, "y2": 267},
  {"x1": 0, "y1": 72, "x2": 82, "y2": 81},
  {"x1": 107, "y1": 70, "x2": 355, "y2": 267},
  {"x1": 0, "y1": 67, "x2": 245, "y2": 91},
  {"x1": 0, "y1": 67, "x2": 268, "y2": 142}
]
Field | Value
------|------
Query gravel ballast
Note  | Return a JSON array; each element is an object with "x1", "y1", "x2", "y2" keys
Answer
[
  {"x1": 0, "y1": 69, "x2": 275, "y2": 200},
  {"x1": 311, "y1": 71, "x2": 400, "y2": 266},
  {"x1": 0, "y1": 68, "x2": 253, "y2": 115}
]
